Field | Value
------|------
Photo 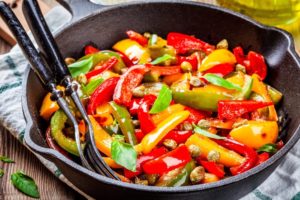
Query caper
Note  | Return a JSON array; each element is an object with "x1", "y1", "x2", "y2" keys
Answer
[
  {"x1": 134, "y1": 177, "x2": 149, "y2": 185},
  {"x1": 197, "y1": 119, "x2": 210, "y2": 128},
  {"x1": 189, "y1": 76, "x2": 203, "y2": 87},
  {"x1": 190, "y1": 166, "x2": 205, "y2": 184},
  {"x1": 216, "y1": 39, "x2": 228, "y2": 49},
  {"x1": 188, "y1": 144, "x2": 201, "y2": 158},
  {"x1": 236, "y1": 64, "x2": 246, "y2": 73},
  {"x1": 163, "y1": 139, "x2": 177, "y2": 150},
  {"x1": 183, "y1": 121, "x2": 193, "y2": 131},
  {"x1": 146, "y1": 174, "x2": 159, "y2": 185},
  {"x1": 65, "y1": 57, "x2": 76, "y2": 65},
  {"x1": 181, "y1": 61, "x2": 193, "y2": 72},
  {"x1": 207, "y1": 150, "x2": 220, "y2": 162}
]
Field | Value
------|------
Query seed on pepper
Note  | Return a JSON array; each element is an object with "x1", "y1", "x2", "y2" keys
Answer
[
  {"x1": 216, "y1": 39, "x2": 228, "y2": 49},
  {"x1": 207, "y1": 150, "x2": 220, "y2": 162},
  {"x1": 188, "y1": 144, "x2": 201, "y2": 158},
  {"x1": 163, "y1": 139, "x2": 178, "y2": 150},
  {"x1": 190, "y1": 166, "x2": 205, "y2": 184},
  {"x1": 65, "y1": 57, "x2": 75, "y2": 65},
  {"x1": 134, "y1": 177, "x2": 149, "y2": 185}
]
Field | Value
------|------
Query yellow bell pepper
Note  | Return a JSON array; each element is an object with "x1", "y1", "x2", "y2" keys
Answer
[
  {"x1": 89, "y1": 115, "x2": 112, "y2": 156},
  {"x1": 252, "y1": 74, "x2": 278, "y2": 121},
  {"x1": 113, "y1": 39, "x2": 151, "y2": 64},
  {"x1": 103, "y1": 157, "x2": 122, "y2": 169},
  {"x1": 141, "y1": 110, "x2": 190, "y2": 154},
  {"x1": 151, "y1": 104, "x2": 185, "y2": 124},
  {"x1": 96, "y1": 103, "x2": 113, "y2": 115},
  {"x1": 185, "y1": 134, "x2": 244, "y2": 167},
  {"x1": 199, "y1": 49, "x2": 236, "y2": 72},
  {"x1": 40, "y1": 86, "x2": 64, "y2": 120},
  {"x1": 229, "y1": 121, "x2": 278, "y2": 149},
  {"x1": 90, "y1": 70, "x2": 120, "y2": 82}
]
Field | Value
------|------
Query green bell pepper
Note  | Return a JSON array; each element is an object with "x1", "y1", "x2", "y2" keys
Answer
[
  {"x1": 109, "y1": 102, "x2": 137, "y2": 145},
  {"x1": 155, "y1": 161, "x2": 195, "y2": 187},
  {"x1": 50, "y1": 110, "x2": 84, "y2": 156},
  {"x1": 266, "y1": 84, "x2": 282, "y2": 104}
]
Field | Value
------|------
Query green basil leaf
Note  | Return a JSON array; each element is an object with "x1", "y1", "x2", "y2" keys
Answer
[
  {"x1": 0, "y1": 156, "x2": 14, "y2": 163},
  {"x1": 68, "y1": 56, "x2": 93, "y2": 78},
  {"x1": 11, "y1": 171, "x2": 40, "y2": 198},
  {"x1": 82, "y1": 77, "x2": 104, "y2": 95},
  {"x1": 204, "y1": 73, "x2": 242, "y2": 91},
  {"x1": 151, "y1": 54, "x2": 174, "y2": 65},
  {"x1": 257, "y1": 144, "x2": 277, "y2": 154},
  {"x1": 111, "y1": 140, "x2": 137, "y2": 171},
  {"x1": 193, "y1": 125, "x2": 226, "y2": 140},
  {"x1": 149, "y1": 85, "x2": 172, "y2": 114},
  {"x1": 0, "y1": 169, "x2": 4, "y2": 177}
]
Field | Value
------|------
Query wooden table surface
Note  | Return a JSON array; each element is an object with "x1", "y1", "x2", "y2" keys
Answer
[{"x1": 0, "y1": 0, "x2": 300, "y2": 199}]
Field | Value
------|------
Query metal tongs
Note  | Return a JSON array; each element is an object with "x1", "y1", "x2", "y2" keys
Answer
[{"x1": 0, "y1": 0, "x2": 119, "y2": 180}]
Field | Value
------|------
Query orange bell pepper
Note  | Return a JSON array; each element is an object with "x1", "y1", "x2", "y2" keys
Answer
[
  {"x1": 151, "y1": 104, "x2": 185, "y2": 124},
  {"x1": 103, "y1": 157, "x2": 122, "y2": 169},
  {"x1": 40, "y1": 93, "x2": 59, "y2": 120},
  {"x1": 202, "y1": 173, "x2": 220, "y2": 183}
]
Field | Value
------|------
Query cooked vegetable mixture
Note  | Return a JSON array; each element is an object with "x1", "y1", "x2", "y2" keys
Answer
[{"x1": 40, "y1": 31, "x2": 284, "y2": 186}]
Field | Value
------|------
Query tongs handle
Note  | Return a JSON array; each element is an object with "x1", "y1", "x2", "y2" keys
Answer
[
  {"x1": 0, "y1": 1, "x2": 56, "y2": 91},
  {"x1": 22, "y1": 0, "x2": 70, "y2": 83}
]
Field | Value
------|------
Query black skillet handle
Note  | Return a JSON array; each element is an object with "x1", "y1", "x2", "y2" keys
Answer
[
  {"x1": 57, "y1": 0, "x2": 106, "y2": 23},
  {"x1": 0, "y1": 1, "x2": 56, "y2": 91},
  {"x1": 22, "y1": 0, "x2": 70, "y2": 82}
]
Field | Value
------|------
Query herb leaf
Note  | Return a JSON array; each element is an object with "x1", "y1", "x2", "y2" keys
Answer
[
  {"x1": 82, "y1": 77, "x2": 104, "y2": 95},
  {"x1": 68, "y1": 56, "x2": 93, "y2": 78},
  {"x1": 0, "y1": 156, "x2": 14, "y2": 163},
  {"x1": 204, "y1": 73, "x2": 242, "y2": 91},
  {"x1": 257, "y1": 144, "x2": 277, "y2": 154},
  {"x1": 149, "y1": 85, "x2": 172, "y2": 114},
  {"x1": 11, "y1": 171, "x2": 40, "y2": 198},
  {"x1": 0, "y1": 169, "x2": 4, "y2": 177},
  {"x1": 111, "y1": 139, "x2": 137, "y2": 171},
  {"x1": 193, "y1": 125, "x2": 226, "y2": 140},
  {"x1": 151, "y1": 54, "x2": 174, "y2": 65}
]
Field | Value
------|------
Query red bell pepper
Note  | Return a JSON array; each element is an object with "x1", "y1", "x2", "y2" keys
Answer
[
  {"x1": 126, "y1": 30, "x2": 148, "y2": 46},
  {"x1": 150, "y1": 65, "x2": 181, "y2": 76},
  {"x1": 87, "y1": 77, "x2": 120, "y2": 114},
  {"x1": 218, "y1": 100, "x2": 273, "y2": 120},
  {"x1": 184, "y1": 106, "x2": 210, "y2": 124},
  {"x1": 203, "y1": 63, "x2": 234, "y2": 77},
  {"x1": 200, "y1": 161, "x2": 225, "y2": 178},
  {"x1": 276, "y1": 140, "x2": 284, "y2": 150},
  {"x1": 142, "y1": 145, "x2": 192, "y2": 175},
  {"x1": 135, "y1": 129, "x2": 145, "y2": 143},
  {"x1": 233, "y1": 46, "x2": 267, "y2": 80},
  {"x1": 163, "y1": 130, "x2": 193, "y2": 144},
  {"x1": 177, "y1": 54, "x2": 198, "y2": 71},
  {"x1": 215, "y1": 138, "x2": 258, "y2": 175},
  {"x1": 137, "y1": 95, "x2": 157, "y2": 134},
  {"x1": 118, "y1": 51, "x2": 134, "y2": 67},
  {"x1": 85, "y1": 57, "x2": 118, "y2": 80},
  {"x1": 124, "y1": 147, "x2": 168, "y2": 179},
  {"x1": 256, "y1": 152, "x2": 269, "y2": 166},
  {"x1": 113, "y1": 65, "x2": 150, "y2": 106},
  {"x1": 167, "y1": 32, "x2": 215, "y2": 55},
  {"x1": 84, "y1": 45, "x2": 99, "y2": 55},
  {"x1": 127, "y1": 98, "x2": 142, "y2": 115}
]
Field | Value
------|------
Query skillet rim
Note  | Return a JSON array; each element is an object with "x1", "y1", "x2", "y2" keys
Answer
[{"x1": 22, "y1": 0, "x2": 300, "y2": 193}]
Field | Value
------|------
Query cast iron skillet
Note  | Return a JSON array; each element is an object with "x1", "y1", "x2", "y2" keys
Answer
[{"x1": 22, "y1": 0, "x2": 300, "y2": 199}]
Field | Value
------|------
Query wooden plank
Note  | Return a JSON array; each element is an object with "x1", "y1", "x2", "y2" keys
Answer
[{"x1": 0, "y1": 0, "x2": 51, "y2": 45}]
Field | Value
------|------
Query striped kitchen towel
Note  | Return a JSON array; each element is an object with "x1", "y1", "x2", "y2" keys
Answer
[{"x1": 0, "y1": 2, "x2": 299, "y2": 200}]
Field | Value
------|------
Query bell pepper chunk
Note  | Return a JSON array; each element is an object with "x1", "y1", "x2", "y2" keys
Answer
[
  {"x1": 200, "y1": 161, "x2": 225, "y2": 178},
  {"x1": 137, "y1": 95, "x2": 157, "y2": 134},
  {"x1": 229, "y1": 121, "x2": 278, "y2": 149},
  {"x1": 143, "y1": 145, "x2": 192, "y2": 175},
  {"x1": 40, "y1": 92, "x2": 59, "y2": 120},
  {"x1": 185, "y1": 134, "x2": 244, "y2": 167},
  {"x1": 113, "y1": 39, "x2": 151, "y2": 64},
  {"x1": 202, "y1": 173, "x2": 220, "y2": 183},
  {"x1": 163, "y1": 130, "x2": 193, "y2": 144},
  {"x1": 126, "y1": 30, "x2": 148, "y2": 46},
  {"x1": 85, "y1": 57, "x2": 118, "y2": 80},
  {"x1": 203, "y1": 63, "x2": 234, "y2": 77},
  {"x1": 141, "y1": 110, "x2": 190, "y2": 154},
  {"x1": 84, "y1": 45, "x2": 99, "y2": 55},
  {"x1": 152, "y1": 104, "x2": 185, "y2": 124},
  {"x1": 199, "y1": 49, "x2": 236, "y2": 72}
]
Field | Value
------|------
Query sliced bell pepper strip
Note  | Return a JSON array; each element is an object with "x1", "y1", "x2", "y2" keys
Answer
[
  {"x1": 163, "y1": 73, "x2": 184, "y2": 86},
  {"x1": 204, "y1": 118, "x2": 235, "y2": 129},
  {"x1": 177, "y1": 54, "x2": 199, "y2": 71},
  {"x1": 215, "y1": 138, "x2": 258, "y2": 175},
  {"x1": 218, "y1": 100, "x2": 273, "y2": 120},
  {"x1": 109, "y1": 101, "x2": 137, "y2": 145},
  {"x1": 203, "y1": 63, "x2": 234, "y2": 77},
  {"x1": 152, "y1": 104, "x2": 185, "y2": 124},
  {"x1": 84, "y1": 45, "x2": 99, "y2": 55},
  {"x1": 184, "y1": 106, "x2": 210, "y2": 124},
  {"x1": 163, "y1": 130, "x2": 193, "y2": 144},
  {"x1": 137, "y1": 95, "x2": 157, "y2": 134},
  {"x1": 103, "y1": 157, "x2": 122, "y2": 169},
  {"x1": 50, "y1": 110, "x2": 84, "y2": 156},
  {"x1": 233, "y1": 46, "x2": 247, "y2": 65},
  {"x1": 199, "y1": 161, "x2": 225, "y2": 178},
  {"x1": 87, "y1": 77, "x2": 120, "y2": 115},
  {"x1": 113, "y1": 65, "x2": 150, "y2": 106},
  {"x1": 100, "y1": 50, "x2": 127, "y2": 73},
  {"x1": 256, "y1": 152, "x2": 269, "y2": 166},
  {"x1": 141, "y1": 110, "x2": 190, "y2": 154},
  {"x1": 155, "y1": 161, "x2": 195, "y2": 187},
  {"x1": 266, "y1": 84, "x2": 282, "y2": 105},
  {"x1": 229, "y1": 121, "x2": 278, "y2": 149},
  {"x1": 199, "y1": 49, "x2": 236, "y2": 72},
  {"x1": 85, "y1": 57, "x2": 118, "y2": 80},
  {"x1": 202, "y1": 173, "x2": 219, "y2": 183},
  {"x1": 124, "y1": 147, "x2": 168, "y2": 179},
  {"x1": 142, "y1": 145, "x2": 192, "y2": 175},
  {"x1": 135, "y1": 129, "x2": 145, "y2": 143},
  {"x1": 252, "y1": 74, "x2": 278, "y2": 121},
  {"x1": 126, "y1": 30, "x2": 148, "y2": 46},
  {"x1": 172, "y1": 85, "x2": 233, "y2": 112},
  {"x1": 185, "y1": 134, "x2": 244, "y2": 167},
  {"x1": 149, "y1": 65, "x2": 181, "y2": 76},
  {"x1": 45, "y1": 127, "x2": 70, "y2": 158},
  {"x1": 167, "y1": 32, "x2": 215, "y2": 55},
  {"x1": 89, "y1": 115, "x2": 112, "y2": 156}
]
